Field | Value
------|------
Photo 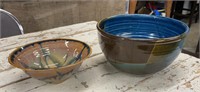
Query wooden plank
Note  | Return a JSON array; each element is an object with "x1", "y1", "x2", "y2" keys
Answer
[
  {"x1": 0, "y1": 52, "x2": 199, "y2": 92},
  {"x1": 128, "y1": 0, "x2": 137, "y2": 14},
  {"x1": 165, "y1": 0, "x2": 173, "y2": 17},
  {"x1": 0, "y1": 21, "x2": 199, "y2": 92},
  {"x1": 0, "y1": 21, "x2": 97, "y2": 52},
  {"x1": 0, "y1": 68, "x2": 30, "y2": 88},
  {"x1": 0, "y1": 50, "x2": 14, "y2": 71}
]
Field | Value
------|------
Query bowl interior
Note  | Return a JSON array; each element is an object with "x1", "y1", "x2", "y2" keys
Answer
[
  {"x1": 99, "y1": 14, "x2": 188, "y2": 39},
  {"x1": 10, "y1": 39, "x2": 91, "y2": 70}
]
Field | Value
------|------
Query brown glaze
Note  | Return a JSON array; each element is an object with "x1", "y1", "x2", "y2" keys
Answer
[
  {"x1": 98, "y1": 33, "x2": 181, "y2": 64},
  {"x1": 8, "y1": 38, "x2": 92, "y2": 83},
  {"x1": 97, "y1": 14, "x2": 189, "y2": 74}
]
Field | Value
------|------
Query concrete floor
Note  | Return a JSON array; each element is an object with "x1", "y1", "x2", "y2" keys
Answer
[{"x1": 183, "y1": 19, "x2": 199, "y2": 53}]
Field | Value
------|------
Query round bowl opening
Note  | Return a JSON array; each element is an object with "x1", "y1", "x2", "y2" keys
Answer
[
  {"x1": 98, "y1": 14, "x2": 189, "y2": 41},
  {"x1": 9, "y1": 39, "x2": 92, "y2": 70}
]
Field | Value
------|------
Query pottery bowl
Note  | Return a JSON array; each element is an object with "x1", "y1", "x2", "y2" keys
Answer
[
  {"x1": 97, "y1": 14, "x2": 189, "y2": 74},
  {"x1": 8, "y1": 39, "x2": 92, "y2": 83}
]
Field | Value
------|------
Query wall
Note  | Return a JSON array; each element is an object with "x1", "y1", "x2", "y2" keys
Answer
[{"x1": 1, "y1": 0, "x2": 125, "y2": 33}]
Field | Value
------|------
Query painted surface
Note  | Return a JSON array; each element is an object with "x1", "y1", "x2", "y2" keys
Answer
[{"x1": 0, "y1": 21, "x2": 199, "y2": 92}]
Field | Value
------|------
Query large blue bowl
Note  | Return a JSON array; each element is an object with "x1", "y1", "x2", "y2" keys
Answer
[{"x1": 97, "y1": 14, "x2": 189, "y2": 74}]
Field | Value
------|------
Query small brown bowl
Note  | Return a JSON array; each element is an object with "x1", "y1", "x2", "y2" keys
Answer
[{"x1": 8, "y1": 39, "x2": 92, "y2": 84}]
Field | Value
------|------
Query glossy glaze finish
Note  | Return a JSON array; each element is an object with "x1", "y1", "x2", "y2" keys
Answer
[
  {"x1": 8, "y1": 39, "x2": 92, "y2": 83},
  {"x1": 97, "y1": 14, "x2": 189, "y2": 74}
]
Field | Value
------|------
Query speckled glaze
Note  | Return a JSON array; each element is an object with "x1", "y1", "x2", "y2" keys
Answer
[
  {"x1": 97, "y1": 14, "x2": 189, "y2": 74},
  {"x1": 8, "y1": 39, "x2": 92, "y2": 83}
]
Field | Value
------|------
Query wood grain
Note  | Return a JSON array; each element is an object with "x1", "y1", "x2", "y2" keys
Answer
[
  {"x1": 165, "y1": 0, "x2": 173, "y2": 17},
  {"x1": 0, "y1": 21, "x2": 199, "y2": 92},
  {"x1": 128, "y1": 0, "x2": 137, "y2": 14}
]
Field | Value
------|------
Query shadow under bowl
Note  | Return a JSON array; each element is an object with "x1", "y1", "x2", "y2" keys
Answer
[
  {"x1": 8, "y1": 38, "x2": 92, "y2": 83},
  {"x1": 97, "y1": 14, "x2": 189, "y2": 74}
]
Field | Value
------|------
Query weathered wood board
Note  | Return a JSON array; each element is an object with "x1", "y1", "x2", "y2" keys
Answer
[{"x1": 0, "y1": 21, "x2": 199, "y2": 92}]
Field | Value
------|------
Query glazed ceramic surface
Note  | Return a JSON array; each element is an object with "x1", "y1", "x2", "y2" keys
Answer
[
  {"x1": 97, "y1": 14, "x2": 189, "y2": 74},
  {"x1": 8, "y1": 39, "x2": 91, "y2": 83}
]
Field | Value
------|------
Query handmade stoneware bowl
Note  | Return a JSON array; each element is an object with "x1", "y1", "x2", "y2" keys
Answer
[
  {"x1": 97, "y1": 14, "x2": 189, "y2": 74},
  {"x1": 8, "y1": 39, "x2": 92, "y2": 83}
]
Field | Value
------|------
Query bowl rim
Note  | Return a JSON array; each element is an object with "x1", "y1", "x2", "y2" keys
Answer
[
  {"x1": 97, "y1": 14, "x2": 189, "y2": 43},
  {"x1": 8, "y1": 38, "x2": 92, "y2": 71}
]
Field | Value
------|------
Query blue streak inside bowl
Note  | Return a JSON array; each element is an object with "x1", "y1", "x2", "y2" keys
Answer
[{"x1": 103, "y1": 14, "x2": 188, "y2": 39}]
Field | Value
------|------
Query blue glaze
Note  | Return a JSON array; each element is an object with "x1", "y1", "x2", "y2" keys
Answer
[
  {"x1": 102, "y1": 14, "x2": 189, "y2": 39},
  {"x1": 97, "y1": 14, "x2": 190, "y2": 74}
]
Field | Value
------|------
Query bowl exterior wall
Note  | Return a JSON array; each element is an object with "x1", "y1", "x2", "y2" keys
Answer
[
  {"x1": 24, "y1": 62, "x2": 81, "y2": 83},
  {"x1": 98, "y1": 31, "x2": 185, "y2": 74}
]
